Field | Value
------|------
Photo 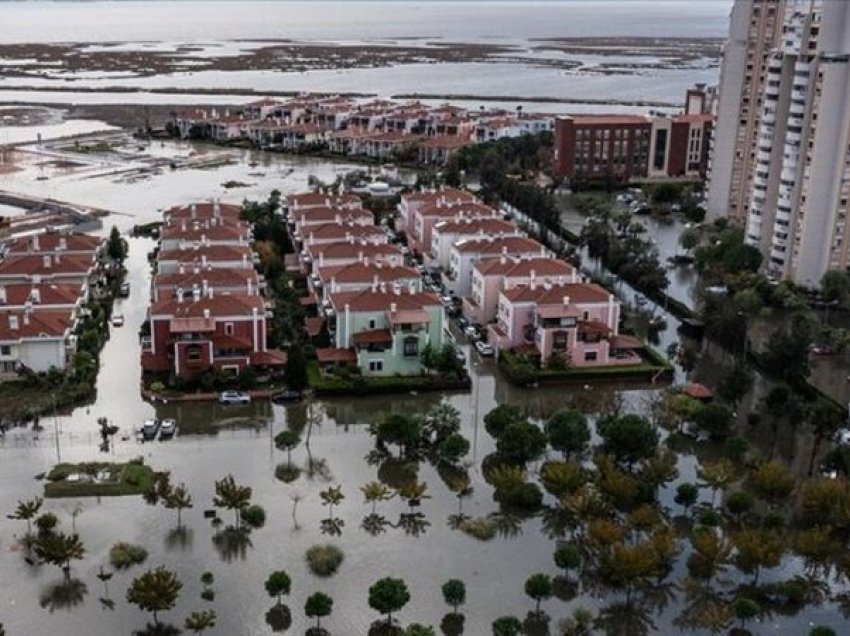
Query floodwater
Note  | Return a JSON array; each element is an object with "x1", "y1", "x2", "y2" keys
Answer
[{"x1": 0, "y1": 142, "x2": 846, "y2": 634}]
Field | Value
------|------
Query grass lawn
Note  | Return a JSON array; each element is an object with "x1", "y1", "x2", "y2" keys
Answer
[
  {"x1": 0, "y1": 381, "x2": 94, "y2": 420},
  {"x1": 307, "y1": 361, "x2": 470, "y2": 396},
  {"x1": 499, "y1": 349, "x2": 672, "y2": 386},
  {"x1": 44, "y1": 461, "x2": 155, "y2": 498}
]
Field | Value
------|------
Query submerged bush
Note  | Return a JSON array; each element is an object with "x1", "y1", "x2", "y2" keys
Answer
[
  {"x1": 241, "y1": 505, "x2": 267, "y2": 529},
  {"x1": 459, "y1": 517, "x2": 497, "y2": 541},
  {"x1": 109, "y1": 542, "x2": 148, "y2": 570},
  {"x1": 275, "y1": 463, "x2": 302, "y2": 483},
  {"x1": 305, "y1": 544, "x2": 344, "y2": 577}
]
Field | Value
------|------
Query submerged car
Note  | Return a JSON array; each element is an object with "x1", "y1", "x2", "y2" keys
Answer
[
  {"x1": 475, "y1": 341, "x2": 494, "y2": 357},
  {"x1": 111, "y1": 314, "x2": 124, "y2": 327},
  {"x1": 158, "y1": 419, "x2": 176, "y2": 438},
  {"x1": 218, "y1": 390, "x2": 251, "y2": 405},
  {"x1": 271, "y1": 388, "x2": 303, "y2": 404}
]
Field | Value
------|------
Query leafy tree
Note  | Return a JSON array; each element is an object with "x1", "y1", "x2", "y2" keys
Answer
[
  {"x1": 424, "y1": 403, "x2": 462, "y2": 443},
  {"x1": 760, "y1": 313, "x2": 814, "y2": 381},
  {"x1": 11, "y1": 496, "x2": 43, "y2": 534},
  {"x1": 371, "y1": 413, "x2": 422, "y2": 457},
  {"x1": 540, "y1": 460, "x2": 585, "y2": 498},
  {"x1": 716, "y1": 362, "x2": 754, "y2": 406},
  {"x1": 495, "y1": 420, "x2": 547, "y2": 465},
  {"x1": 33, "y1": 531, "x2": 85, "y2": 580},
  {"x1": 821, "y1": 270, "x2": 850, "y2": 303},
  {"x1": 810, "y1": 628, "x2": 837, "y2": 636},
  {"x1": 694, "y1": 403, "x2": 734, "y2": 440},
  {"x1": 368, "y1": 577, "x2": 411, "y2": 624},
  {"x1": 265, "y1": 570, "x2": 291, "y2": 605},
  {"x1": 491, "y1": 616, "x2": 522, "y2": 636},
  {"x1": 748, "y1": 460, "x2": 795, "y2": 508},
  {"x1": 304, "y1": 591, "x2": 333, "y2": 629},
  {"x1": 725, "y1": 490, "x2": 754, "y2": 522},
  {"x1": 597, "y1": 414, "x2": 659, "y2": 468},
  {"x1": 361, "y1": 481, "x2": 393, "y2": 514},
  {"x1": 483, "y1": 405, "x2": 525, "y2": 439},
  {"x1": 212, "y1": 475, "x2": 252, "y2": 527},
  {"x1": 687, "y1": 526, "x2": 731, "y2": 584},
  {"x1": 285, "y1": 343, "x2": 309, "y2": 391},
  {"x1": 126, "y1": 567, "x2": 182, "y2": 625},
  {"x1": 733, "y1": 598, "x2": 760, "y2": 627},
  {"x1": 274, "y1": 430, "x2": 301, "y2": 464},
  {"x1": 441, "y1": 579, "x2": 466, "y2": 614},
  {"x1": 184, "y1": 609, "x2": 217, "y2": 634},
  {"x1": 553, "y1": 544, "x2": 581, "y2": 579},
  {"x1": 545, "y1": 408, "x2": 590, "y2": 457},
  {"x1": 596, "y1": 540, "x2": 658, "y2": 604},
  {"x1": 107, "y1": 225, "x2": 127, "y2": 263},
  {"x1": 732, "y1": 528, "x2": 784, "y2": 583},
  {"x1": 437, "y1": 433, "x2": 470, "y2": 464},
  {"x1": 35, "y1": 512, "x2": 59, "y2": 534},
  {"x1": 524, "y1": 573, "x2": 553, "y2": 614},
  {"x1": 674, "y1": 483, "x2": 699, "y2": 512}
]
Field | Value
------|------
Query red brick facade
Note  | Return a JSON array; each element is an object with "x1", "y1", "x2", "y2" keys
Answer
[{"x1": 553, "y1": 115, "x2": 652, "y2": 182}]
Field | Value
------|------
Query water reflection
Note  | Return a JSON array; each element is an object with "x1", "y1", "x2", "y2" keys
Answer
[
  {"x1": 265, "y1": 604, "x2": 292, "y2": 633},
  {"x1": 164, "y1": 526, "x2": 193, "y2": 551},
  {"x1": 39, "y1": 578, "x2": 88, "y2": 613},
  {"x1": 132, "y1": 623, "x2": 181, "y2": 636},
  {"x1": 211, "y1": 527, "x2": 252, "y2": 562},
  {"x1": 361, "y1": 513, "x2": 390, "y2": 536}
]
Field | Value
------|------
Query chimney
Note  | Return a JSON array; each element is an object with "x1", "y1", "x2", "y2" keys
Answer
[
  {"x1": 179, "y1": 263, "x2": 185, "y2": 274},
  {"x1": 390, "y1": 302, "x2": 397, "y2": 312},
  {"x1": 32, "y1": 235, "x2": 40, "y2": 251},
  {"x1": 43, "y1": 254, "x2": 51, "y2": 269},
  {"x1": 207, "y1": 286, "x2": 214, "y2": 299},
  {"x1": 30, "y1": 288, "x2": 40, "y2": 304},
  {"x1": 176, "y1": 287, "x2": 184, "y2": 302},
  {"x1": 8, "y1": 315, "x2": 18, "y2": 331},
  {"x1": 202, "y1": 254, "x2": 208, "y2": 267},
  {"x1": 203, "y1": 308, "x2": 211, "y2": 320},
  {"x1": 0, "y1": 286, "x2": 5, "y2": 304},
  {"x1": 190, "y1": 203, "x2": 197, "y2": 218},
  {"x1": 563, "y1": 295, "x2": 570, "y2": 305},
  {"x1": 241, "y1": 253, "x2": 248, "y2": 267},
  {"x1": 22, "y1": 304, "x2": 30, "y2": 325},
  {"x1": 58, "y1": 236, "x2": 67, "y2": 251},
  {"x1": 247, "y1": 278, "x2": 253, "y2": 295}
]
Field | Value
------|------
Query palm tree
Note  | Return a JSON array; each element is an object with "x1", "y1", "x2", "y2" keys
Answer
[
  {"x1": 12, "y1": 496, "x2": 43, "y2": 534},
  {"x1": 164, "y1": 483, "x2": 193, "y2": 529},
  {"x1": 213, "y1": 475, "x2": 252, "y2": 527},
  {"x1": 361, "y1": 481, "x2": 393, "y2": 514},
  {"x1": 184, "y1": 609, "x2": 216, "y2": 634},
  {"x1": 126, "y1": 567, "x2": 182, "y2": 625},
  {"x1": 697, "y1": 459, "x2": 737, "y2": 506},
  {"x1": 33, "y1": 531, "x2": 85, "y2": 581},
  {"x1": 319, "y1": 485, "x2": 344, "y2": 522},
  {"x1": 397, "y1": 480, "x2": 429, "y2": 510}
]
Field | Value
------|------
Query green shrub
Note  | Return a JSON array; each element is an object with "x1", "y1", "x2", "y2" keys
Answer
[
  {"x1": 459, "y1": 516, "x2": 497, "y2": 541},
  {"x1": 305, "y1": 544, "x2": 344, "y2": 577},
  {"x1": 35, "y1": 512, "x2": 59, "y2": 533},
  {"x1": 109, "y1": 542, "x2": 148, "y2": 570},
  {"x1": 275, "y1": 463, "x2": 302, "y2": 483},
  {"x1": 201, "y1": 572, "x2": 214, "y2": 586},
  {"x1": 240, "y1": 504, "x2": 266, "y2": 528}
]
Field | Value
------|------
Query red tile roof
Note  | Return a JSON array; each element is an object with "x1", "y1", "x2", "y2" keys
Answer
[
  {"x1": 352, "y1": 328, "x2": 393, "y2": 345},
  {"x1": 150, "y1": 294, "x2": 266, "y2": 319},
  {"x1": 304, "y1": 224, "x2": 385, "y2": 241},
  {"x1": 329, "y1": 289, "x2": 440, "y2": 313},
  {"x1": 0, "y1": 254, "x2": 95, "y2": 277},
  {"x1": 154, "y1": 269, "x2": 259, "y2": 291},
  {"x1": 304, "y1": 316, "x2": 325, "y2": 337},
  {"x1": 417, "y1": 202, "x2": 497, "y2": 218},
  {"x1": 433, "y1": 218, "x2": 516, "y2": 235},
  {"x1": 454, "y1": 236, "x2": 545, "y2": 255},
  {"x1": 164, "y1": 202, "x2": 242, "y2": 220},
  {"x1": 286, "y1": 192, "x2": 362, "y2": 209},
  {"x1": 0, "y1": 283, "x2": 83, "y2": 307},
  {"x1": 0, "y1": 310, "x2": 72, "y2": 340},
  {"x1": 292, "y1": 206, "x2": 373, "y2": 223},
  {"x1": 402, "y1": 189, "x2": 476, "y2": 205},
  {"x1": 316, "y1": 347, "x2": 357, "y2": 363},
  {"x1": 158, "y1": 244, "x2": 253, "y2": 263},
  {"x1": 317, "y1": 262, "x2": 418, "y2": 284},
  {"x1": 502, "y1": 282, "x2": 611, "y2": 304},
  {"x1": 307, "y1": 241, "x2": 402, "y2": 260},
  {"x1": 388, "y1": 309, "x2": 430, "y2": 325},
  {"x1": 4, "y1": 232, "x2": 102, "y2": 255},
  {"x1": 251, "y1": 349, "x2": 287, "y2": 366},
  {"x1": 559, "y1": 114, "x2": 651, "y2": 126},
  {"x1": 160, "y1": 223, "x2": 249, "y2": 243},
  {"x1": 475, "y1": 256, "x2": 574, "y2": 277}
]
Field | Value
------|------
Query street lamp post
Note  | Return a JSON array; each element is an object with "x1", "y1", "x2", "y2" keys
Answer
[{"x1": 52, "y1": 393, "x2": 61, "y2": 463}]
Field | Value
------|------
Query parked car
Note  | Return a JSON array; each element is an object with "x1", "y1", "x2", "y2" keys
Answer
[
  {"x1": 271, "y1": 388, "x2": 303, "y2": 404},
  {"x1": 475, "y1": 341, "x2": 495, "y2": 357},
  {"x1": 457, "y1": 317, "x2": 469, "y2": 329},
  {"x1": 219, "y1": 390, "x2": 251, "y2": 405},
  {"x1": 454, "y1": 350, "x2": 466, "y2": 365},
  {"x1": 118, "y1": 281, "x2": 130, "y2": 297},
  {"x1": 111, "y1": 314, "x2": 124, "y2": 327},
  {"x1": 158, "y1": 419, "x2": 176, "y2": 438},
  {"x1": 141, "y1": 419, "x2": 159, "y2": 441}
]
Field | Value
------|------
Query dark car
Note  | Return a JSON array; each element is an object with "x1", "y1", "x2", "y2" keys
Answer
[{"x1": 271, "y1": 388, "x2": 303, "y2": 404}]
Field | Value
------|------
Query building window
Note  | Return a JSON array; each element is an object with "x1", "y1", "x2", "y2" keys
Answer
[
  {"x1": 368, "y1": 360, "x2": 383, "y2": 372},
  {"x1": 0, "y1": 345, "x2": 10, "y2": 356},
  {"x1": 369, "y1": 319, "x2": 376, "y2": 329},
  {"x1": 403, "y1": 336, "x2": 419, "y2": 357},
  {"x1": 225, "y1": 323, "x2": 234, "y2": 335},
  {"x1": 584, "y1": 351, "x2": 598, "y2": 362}
]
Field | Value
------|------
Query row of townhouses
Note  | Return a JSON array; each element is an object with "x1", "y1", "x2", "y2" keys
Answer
[
  {"x1": 287, "y1": 187, "x2": 642, "y2": 371},
  {"x1": 140, "y1": 201, "x2": 287, "y2": 379},
  {"x1": 285, "y1": 192, "x2": 446, "y2": 377},
  {"x1": 0, "y1": 231, "x2": 104, "y2": 375},
  {"x1": 398, "y1": 189, "x2": 644, "y2": 368},
  {"x1": 173, "y1": 94, "x2": 556, "y2": 165}
]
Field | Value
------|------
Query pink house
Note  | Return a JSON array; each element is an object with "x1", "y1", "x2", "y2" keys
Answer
[
  {"x1": 487, "y1": 282, "x2": 642, "y2": 367},
  {"x1": 300, "y1": 223, "x2": 387, "y2": 247},
  {"x1": 285, "y1": 192, "x2": 362, "y2": 215},
  {"x1": 463, "y1": 256, "x2": 578, "y2": 325},
  {"x1": 312, "y1": 261, "x2": 420, "y2": 299},
  {"x1": 396, "y1": 188, "x2": 478, "y2": 241},
  {"x1": 410, "y1": 201, "x2": 501, "y2": 255},
  {"x1": 291, "y1": 206, "x2": 374, "y2": 237},
  {"x1": 427, "y1": 217, "x2": 521, "y2": 270}
]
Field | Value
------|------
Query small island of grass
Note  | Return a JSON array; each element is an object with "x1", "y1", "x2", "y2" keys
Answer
[{"x1": 44, "y1": 459, "x2": 155, "y2": 498}]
